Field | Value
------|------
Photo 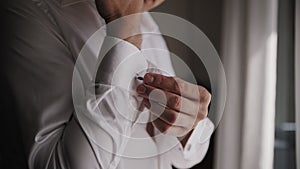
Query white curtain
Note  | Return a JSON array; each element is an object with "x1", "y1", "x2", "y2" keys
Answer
[
  {"x1": 214, "y1": 0, "x2": 278, "y2": 169},
  {"x1": 296, "y1": 0, "x2": 300, "y2": 168}
]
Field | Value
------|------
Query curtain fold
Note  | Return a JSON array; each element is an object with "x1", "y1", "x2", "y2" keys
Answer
[{"x1": 214, "y1": 0, "x2": 278, "y2": 169}]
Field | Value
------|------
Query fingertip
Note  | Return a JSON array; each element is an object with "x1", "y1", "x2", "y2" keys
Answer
[
  {"x1": 144, "y1": 73, "x2": 154, "y2": 84},
  {"x1": 136, "y1": 84, "x2": 146, "y2": 94}
]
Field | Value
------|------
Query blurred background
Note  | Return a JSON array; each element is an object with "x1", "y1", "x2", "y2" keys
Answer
[{"x1": 153, "y1": 0, "x2": 299, "y2": 169}]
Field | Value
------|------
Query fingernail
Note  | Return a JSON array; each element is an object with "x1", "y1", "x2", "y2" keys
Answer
[
  {"x1": 137, "y1": 85, "x2": 146, "y2": 94},
  {"x1": 144, "y1": 74, "x2": 154, "y2": 83}
]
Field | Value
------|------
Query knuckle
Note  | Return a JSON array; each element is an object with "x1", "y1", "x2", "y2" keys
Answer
[
  {"x1": 169, "y1": 96, "x2": 180, "y2": 108},
  {"x1": 173, "y1": 82, "x2": 180, "y2": 94},
  {"x1": 197, "y1": 108, "x2": 208, "y2": 120},
  {"x1": 199, "y1": 87, "x2": 211, "y2": 104},
  {"x1": 170, "y1": 77, "x2": 179, "y2": 91},
  {"x1": 177, "y1": 80, "x2": 184, "y2": 95}
]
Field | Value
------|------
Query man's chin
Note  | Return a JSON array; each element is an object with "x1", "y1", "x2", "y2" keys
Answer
[{"x1": 144, "y1": 0, "x2": 165, "y2": 11}]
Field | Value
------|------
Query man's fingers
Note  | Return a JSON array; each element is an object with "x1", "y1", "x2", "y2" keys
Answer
[
  {"x1": 152, "y1": 117, "x2": 190, "y2": 137},
  {"x1": 137, "y1": 83, "x2": 179, "y2": 111},
  {"x1": 144, "y1": 101, "x2": 178, "y2": 125},
  {"x1": 144, "y1": 100, "x2": 198, "y2": 128},
  {"x1": 137, "y1": 73, "x2": 212, "y2": 137},
  {"x1": 143, "y1": 73, "x2": 201, "y2": 100},
  {"x1": 152, "y1": 117, "x2": 171, "y2": 133},
  {"x1": 137, "y1": 84, "x2": 200, "y2": 115},
  {"x1": 142, "y1": 98, "x2": 208, "y2": 137}
]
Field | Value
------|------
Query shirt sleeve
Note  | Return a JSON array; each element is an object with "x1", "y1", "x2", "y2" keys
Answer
[
  {"x1": 169, "y1": 118, "x2": 215, "y2": 169},
  {"x1": 75, "y1": 36, "x2": 148, "y2": 169},
  {"x1": 3, "y1": 2, "x2": 103, "y2": 169}
]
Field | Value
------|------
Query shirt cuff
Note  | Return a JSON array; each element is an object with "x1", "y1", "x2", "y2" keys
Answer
[
  {"x1": 96, "y1": 36, "x2": 148, "y2": 90},
  {"x1": 172, "y1": 118, "x2": 215, "y2": 168},
  {"x1": 79, "y1": 36, "x2": 149, "y2": 169}
]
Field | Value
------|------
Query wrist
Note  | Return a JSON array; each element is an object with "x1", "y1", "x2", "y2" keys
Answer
[
  {"x1": 179, "y1": 130, "x2": 193, "y2": 148},
  {"x1": 124, "y1": 34, "x2": 142, "y2": 49}
]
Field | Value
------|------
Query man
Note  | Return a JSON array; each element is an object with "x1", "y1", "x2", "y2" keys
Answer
[{"x1": 2, "y1": 0, "x2": 213, "y2": 168}]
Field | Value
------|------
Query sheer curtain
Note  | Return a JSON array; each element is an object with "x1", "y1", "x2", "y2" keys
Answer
[{"x1": 214, "y1": 0, "x2": 278, "y2": 169}]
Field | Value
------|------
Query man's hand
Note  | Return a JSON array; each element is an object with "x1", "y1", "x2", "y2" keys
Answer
[{"x1": 136, "y1": 73, "x2": 211, "y2": 140}]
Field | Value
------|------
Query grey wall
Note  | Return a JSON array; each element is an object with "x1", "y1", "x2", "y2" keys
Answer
[
  {"x1": 153, "y1": 1, "x2": 224, "y2": 169},
  {"x1": 154, "y1": 0, "x2": 223, "y2": 51},
  {"x1": 153, "y1": 0, "x2": 223, "y2": 90}
]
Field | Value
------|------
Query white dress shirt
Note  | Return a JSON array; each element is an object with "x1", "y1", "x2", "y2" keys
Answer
[
  {"x1": 3, "y1": 0, "x2": 214, "y2": 168},
  {"x1": 75, "y1": 12, "x2": 215, "y2": 169}
]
